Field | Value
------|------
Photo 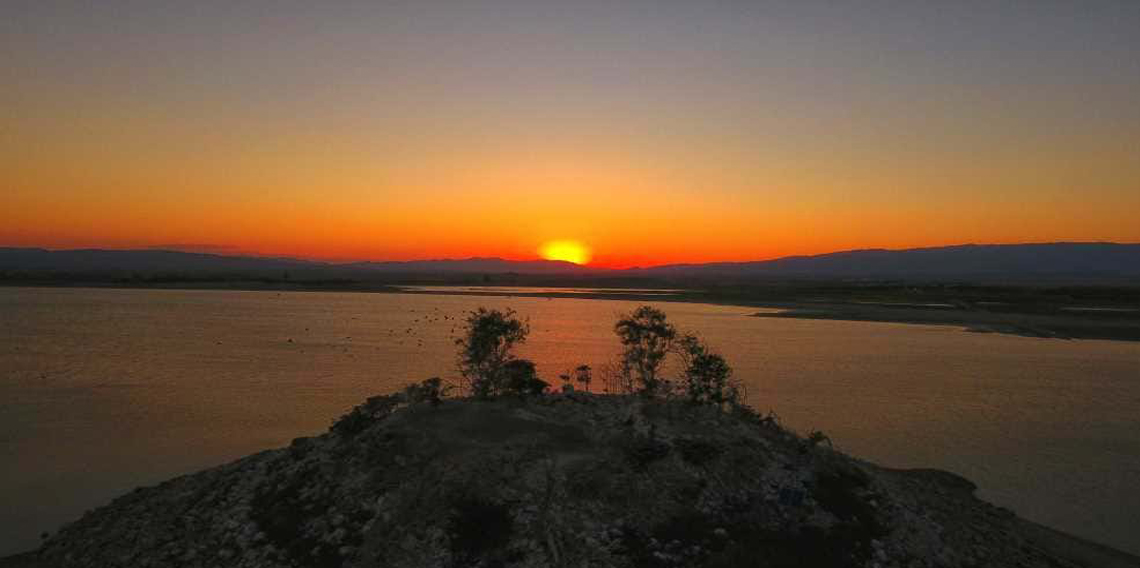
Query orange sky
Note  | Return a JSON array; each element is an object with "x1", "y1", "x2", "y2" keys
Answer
[{"x1": 3, "y1": 2, "x2": 1139, "y2": 268}]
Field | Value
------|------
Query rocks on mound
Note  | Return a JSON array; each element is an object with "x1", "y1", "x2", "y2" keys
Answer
[{"x1": 30, "y1": 394, "x2": 1118, "y2": 568}]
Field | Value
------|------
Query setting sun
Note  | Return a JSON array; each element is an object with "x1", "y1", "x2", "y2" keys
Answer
[{"x1": 539, "y1": 240, "x2": 592, "y2": 265}]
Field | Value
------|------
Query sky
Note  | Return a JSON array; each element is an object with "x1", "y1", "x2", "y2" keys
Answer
[{"x1": 2, "y1": 1, "x2": 1138, "y2": 267}]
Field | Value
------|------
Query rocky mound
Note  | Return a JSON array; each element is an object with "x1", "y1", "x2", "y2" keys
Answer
[{"x1": 17, "y1": 393, "x2": 1140, "y2": 568}]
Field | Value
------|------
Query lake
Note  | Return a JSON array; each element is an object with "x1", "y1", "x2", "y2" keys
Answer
[{"x1": 1, "y1": 286, "x2": 1138, "y2": 556}]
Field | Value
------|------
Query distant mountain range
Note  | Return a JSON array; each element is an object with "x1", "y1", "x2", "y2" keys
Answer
[
  {"x1": 634, "y1": 243, "x2": 1140, "y2": 280},
  {"x1": 0, "y1": 248, "x2": 317, "y2": 272},
  {"x1": 2, "y1": 242, "x2": 1139, "y2": 283}
]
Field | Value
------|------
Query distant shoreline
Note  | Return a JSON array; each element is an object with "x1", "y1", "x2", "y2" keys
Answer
[
  {"x1": 5, "y1": 281, "x2": 1140, "y2": 342},
  {"x1": 752, "y1": 303, "x2": 1140, "y2": 342}
]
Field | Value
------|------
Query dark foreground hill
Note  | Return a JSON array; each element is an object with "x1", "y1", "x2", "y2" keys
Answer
[{"x1": 6, "y1": 394, "x2": 1138, "y2": 568}]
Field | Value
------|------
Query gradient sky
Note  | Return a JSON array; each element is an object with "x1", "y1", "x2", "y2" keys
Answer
[{"x1": 3, "y1": 1, "x2": 1138, "y2": 267}]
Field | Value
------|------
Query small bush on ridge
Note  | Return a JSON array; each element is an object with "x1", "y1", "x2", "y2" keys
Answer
[
  {"x1": 502, "y1": 359, "x2": 550, "y2": 397},
  {"x1": 403, "y1": 377, "x2": 452, "y2": 406}
]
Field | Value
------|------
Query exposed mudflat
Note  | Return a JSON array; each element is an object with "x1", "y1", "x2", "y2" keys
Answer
[{"x1": 753, "y1": 303, "x2": 1140, "y2": 342}]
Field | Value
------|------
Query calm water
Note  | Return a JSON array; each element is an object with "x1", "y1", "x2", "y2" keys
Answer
[{"x1": 1, "y1": 287, "x2": 1138, "y2": 556}]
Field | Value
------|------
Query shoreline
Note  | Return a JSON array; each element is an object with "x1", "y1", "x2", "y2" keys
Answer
[
  {"x1": 874, "y1": 467, "x2": 1140, "y2": 568},
  {"x1": 751, "y1": 303, "x2": 1140, "y2": 342}
]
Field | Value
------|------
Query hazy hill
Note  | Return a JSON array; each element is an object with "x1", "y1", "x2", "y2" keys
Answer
[
  {"x1": 637, "y1": 243, "x2": 1140, "y2": 282},
  {"x1": 3, "y1": 243, "x2": 1138, "y2": 283},
  {"x1": 0, "y1": 248, "x2": 321, "y2": 273}
]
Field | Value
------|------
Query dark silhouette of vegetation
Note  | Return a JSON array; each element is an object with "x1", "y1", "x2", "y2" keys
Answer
[
  {"x1": 331, "y1": 393, "x2": 402, "y2": 437},
  {"x1": 558, "y1": 372, "x2": 573, "y2": 392},
  {"x1": 614, "y1": 306, "x2": 677, "y2": 396},
  {"x1": 608, "y1": 306, "x2": 745, "y2": 410},
  {"x1": 332, "y1": 377, "x2": 454, "y2": 435},
  {"x1": 403, "y1": 377, "x2": 452, "y2": 406},
  {"x1": 397, "y1": 305, "x2": 745, "y2": 409},
  {"x1": 558, "y1": 364, "x2": 593, "y2": 393},
  {"x1": 676, "y1": 334, "x2": 742, "y2": 408},
  {"x1": 455, "y1": 307, "x2": 543, "y2": 397},
  {"x1": 501, "y1": 359, "x2": 549, "y2": 396},
  {"x1": 572, "y1": 364, "x2": 592, "y2": 392}
]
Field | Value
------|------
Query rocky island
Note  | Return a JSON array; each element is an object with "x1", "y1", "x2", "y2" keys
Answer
[{"x1": 5, "y1": 307, "x2": 1138, "y2": 568}]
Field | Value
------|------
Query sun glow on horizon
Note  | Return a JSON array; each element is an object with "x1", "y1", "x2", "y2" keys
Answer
[{"x1": 539, "y1": 240, "x2": 592, "y2": 265}]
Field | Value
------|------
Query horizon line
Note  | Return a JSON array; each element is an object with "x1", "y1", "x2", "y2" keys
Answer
[{"x1": 2, "y1": 240, "x2": 1136, "y2": 271}]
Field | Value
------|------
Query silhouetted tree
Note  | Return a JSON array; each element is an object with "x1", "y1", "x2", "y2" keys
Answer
[
  {"x1": 614, "y1": 306, "x2": 677, "y2": 396},
  {"x1": 676, "y1": 334, "x2": 740, "y2": 407},
  {"x1": 573, "y1": 364, "x2": 592, "y2": 393},
  {"x1": 558, "y1": 364, "x2": 593, "y2": 393},
  {"x1": 455, "y1": 307, "x2": 535, "y2": 397}
]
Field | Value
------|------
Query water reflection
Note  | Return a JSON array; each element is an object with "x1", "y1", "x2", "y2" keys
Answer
[{"x1": 398, "y1": 285, "x2": 682, "y2": 295}]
